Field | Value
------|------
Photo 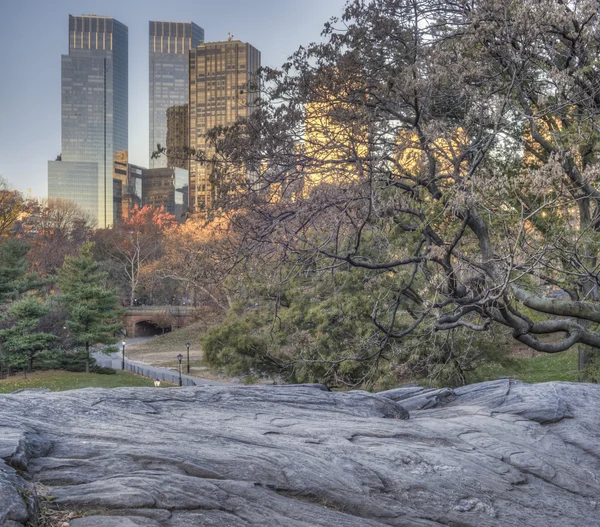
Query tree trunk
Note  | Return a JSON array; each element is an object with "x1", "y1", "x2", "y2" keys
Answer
[
  {"x1": 85, "y1": 342, "x2": 90, "y2": 374},
  {"x1": 577, "y1": 199, "x2": 596, "y2": 381},
  {"x1": 578, "y1": 344, "x2": 597, "y2": 382}
]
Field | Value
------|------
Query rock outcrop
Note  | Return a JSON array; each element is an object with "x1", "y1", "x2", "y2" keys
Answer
[{"x1": 1, "y1": 380, "x2": 599, "y2": 526}]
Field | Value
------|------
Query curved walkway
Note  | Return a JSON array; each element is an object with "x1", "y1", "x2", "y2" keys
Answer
[{"x1": 92, "y1": 338, "x2": 234, "y2": 386}]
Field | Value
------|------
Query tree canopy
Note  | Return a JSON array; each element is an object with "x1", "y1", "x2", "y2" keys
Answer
[{"x1": 191, "y1": 0, "x2": 600, "y2": 384}]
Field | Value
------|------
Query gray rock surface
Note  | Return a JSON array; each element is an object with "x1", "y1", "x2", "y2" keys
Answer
[{"x1": 1, "y1": 380, "x2": 600, "y2": 526}]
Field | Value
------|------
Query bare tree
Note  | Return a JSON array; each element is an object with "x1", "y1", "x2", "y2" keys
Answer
[
  {"x1": 153, "y1": 310, "x2": 174, "y2": 335},
  {"x1": 24, "y1": 198, "x2": 93, "y2": 276},
  {"x1": 0, "y1": 178, "x2": 26, "y2": 239},
  {"x1": 94, "y1": 206, "x2": 176, "y2": 306},
  {"x1": 156, "y1": 217, "x2": 236, "y2": 312}
]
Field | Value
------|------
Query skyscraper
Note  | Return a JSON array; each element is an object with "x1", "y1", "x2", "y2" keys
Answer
[
  {"x1": 48, "y1": 15, "x2": 128, "y2": 228},
  {"x1": 142, "y1": 167, "x2": 189, "y2": 222},
  {"x1": 189, "y1": 40, "x2": 261, "y2": 211},
  {"x1": 166, "y1": 104, "x2": 189, "y2": 171},
  {"x1": 113, "y1": 152, "x2": 143, "y2": 223},
  {"x1": 149, "y1": 21, "x2": 204, "y2": 168}
]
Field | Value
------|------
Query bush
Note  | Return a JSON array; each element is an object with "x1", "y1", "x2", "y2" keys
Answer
[
  {"x1": 201, "y1": 318, "x2": 277, "y2": 376},
  {"x1": 90, "y1": 365, "x2": 117, "y2": 375},
  {"x1": 203, "y1": 265, "x2": 514, "y2": 390},
  {"x1": 34, "y1": 349, "x2": 116, "y2": 375}
]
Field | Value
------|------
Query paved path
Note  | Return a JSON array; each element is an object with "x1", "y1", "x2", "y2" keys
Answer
[{"x1": 92, "y1": 338, "x2": 234, "y2": 386}]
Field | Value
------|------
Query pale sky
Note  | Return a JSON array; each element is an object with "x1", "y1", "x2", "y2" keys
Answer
[{"x1": 0, "y1": 0, "x2": 347, "y2": 198}]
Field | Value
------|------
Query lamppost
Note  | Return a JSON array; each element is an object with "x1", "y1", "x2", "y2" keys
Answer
[
  {"x1": 121, "y1": 340, "x2": 126, "y2": 370},
  {"x1": 177, "y1": 353, "x2": 183, "y2": 386},
  {"x1": 186, "y1": 341, "x2": 190, "y2": 374}
]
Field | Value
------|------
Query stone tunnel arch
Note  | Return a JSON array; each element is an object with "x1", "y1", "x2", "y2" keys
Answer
[
  {"x1": 134, "y1": 320, "x2": 172, "y2": 337},
  {"x1": 123, "y1": 307, "x2": 196, "y2": 337}
]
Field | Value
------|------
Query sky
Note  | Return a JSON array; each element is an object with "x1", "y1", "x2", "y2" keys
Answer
[{"x1": 0, "y1": 0, "x2": 347, "y2": 199}]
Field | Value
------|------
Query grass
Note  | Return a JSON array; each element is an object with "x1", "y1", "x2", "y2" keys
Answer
[
  {"x1": 0, "y1": 351, "x2": 579, "y2": 395},
  {"x1": 0, "y1": 370, "x2": 174, "y2": 394},
  {"x1": 470, "y1": 349, "x2": 579, "y2": 384},
  {"x1": 127, "y1": 322, "x2": 205, "y2": 361}
]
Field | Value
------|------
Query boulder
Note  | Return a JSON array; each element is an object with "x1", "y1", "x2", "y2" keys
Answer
[{"x1": 1, "y1": 381, "x2": 599, "y2": 526}]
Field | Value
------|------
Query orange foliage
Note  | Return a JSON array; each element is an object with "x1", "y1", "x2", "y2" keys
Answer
[{"x1": 123, "y1": 205, "x2": 177, "y2": 233}]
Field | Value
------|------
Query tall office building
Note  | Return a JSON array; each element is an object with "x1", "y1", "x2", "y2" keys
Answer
[
  {"x1": 189, "y1": 40, "x2": 261, "y2": 211},
  {"x1": 48, "y1": 15, "x2": 128, "y2": 228},
  {"x1": 166, "y1": 104, "x2": 189, "y2": 170},
  {"x1": 149, "y1": 21, "x2": 203, "y2": 168},
  {"x1": 113, "y1": 152, "x2": 143, "y2": 223},
  {"x1": 143, "y1": 167, "x2": 189, "y2": 222}
]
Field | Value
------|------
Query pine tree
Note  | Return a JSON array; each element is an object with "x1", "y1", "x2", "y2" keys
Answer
[
  {"x1": 0, "y1": 240, "x2": 49, "y2": 376},
  {"x1": 0, "y1": 296, "x2": 56, "y2": 373},
  {"x1": 0, "y1": 239, "x2": 43, "y2": 304},
  {"x1": 58, "y1": 242, "x2": 122, "y2": 374}
]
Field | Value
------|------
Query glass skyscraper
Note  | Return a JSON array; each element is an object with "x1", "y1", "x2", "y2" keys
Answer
[
  {"x1": 48, "y1": 15, "x2": 128, "y2": 228},
  {"x1": 149, "y1": 21, "x2": 204, "y2": 169},
  {"x1": 189, "y1": 40, "x2": 261, "y2": 211}
]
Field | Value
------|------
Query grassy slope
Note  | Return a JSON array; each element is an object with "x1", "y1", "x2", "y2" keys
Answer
[
  {"x1": 469, "y1": 349, "x2": 579, "y2": 384},
  {"x1": 0, "y1": 370, "x2": 173, "y2": 393},
  {"x1": 126, "y1": 321, "x2": 207, "y2": 368},
  {"x1": 126, "y1": 321, "x2": 232, "y2": 381},
  {"x1": 127, "y1": 307, "x2": 225, "y2": 372}
]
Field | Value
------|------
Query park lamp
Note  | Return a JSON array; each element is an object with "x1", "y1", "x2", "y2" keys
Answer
[
  {"x1": 177, "y1": 353, "x2": 183, "y2": 386},
  {"x1": 121, "y1": 340, "x2": 126, "y2": 370},
  {"x1": 186, "y1": 341, "x2": 191, "y2": 374}
]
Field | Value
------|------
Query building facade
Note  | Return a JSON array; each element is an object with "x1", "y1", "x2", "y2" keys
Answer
[
  {"x1": 113, "y1": 151, "x2": 143, "y2": 223},
  {"x1": 48, "y1": 15, "x2": 128, "y2": 228},
  {"x1": 149, "y1": 21, "x2": 203, "y2": 169},
  {"x1": 166, "y1": 104, "x2": 189, "y2": 170},
  {"x1": 142, "y1": 167, "x2": 189, "y2": 222},
  {"x1": 189, "y1": 40, "x2": 261, "y2": 211}
]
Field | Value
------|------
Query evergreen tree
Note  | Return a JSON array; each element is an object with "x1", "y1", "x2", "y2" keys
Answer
[
  {"x1": 0, "y1": 239, "x2": 42, "y2": 303},
  {"x1": 58, "y1": 242, "x2": 122, "y2": 374},
  {"x1": 0, "y1": 296, "x2": 56, "y2": 373},
  {"x1": 0, "y1": 240, "x2": 49, "y2": 376}
]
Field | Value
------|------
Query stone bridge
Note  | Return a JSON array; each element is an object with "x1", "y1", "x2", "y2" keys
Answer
[{"x1": 123, "y1": 306, "x2": 197, "y2": 337}]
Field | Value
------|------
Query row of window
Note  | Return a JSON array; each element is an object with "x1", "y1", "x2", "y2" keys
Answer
[
  {"x1": 69, "y1": 16, "x2": 114, "y2": 33},
  {"x1": 149, "y1": 22, "x2": 200, "y2": 39}
]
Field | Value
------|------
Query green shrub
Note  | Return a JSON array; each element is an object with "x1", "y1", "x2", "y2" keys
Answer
[
  {"x1": 34, "y1": 349, "x2": 116, "y2": 375},
  {"x1": 203, "y1": 263, "x2": 514, "y2": 390}
]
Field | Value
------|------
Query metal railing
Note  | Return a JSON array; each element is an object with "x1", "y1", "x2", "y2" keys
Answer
[{"x1": 94, "y1": 356, "x2": 198, "y2": 386}]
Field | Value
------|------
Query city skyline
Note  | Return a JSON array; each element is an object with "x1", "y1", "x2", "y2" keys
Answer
[{"x1": 0, "y1": 0, "x2": 347, "y2": 200}]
